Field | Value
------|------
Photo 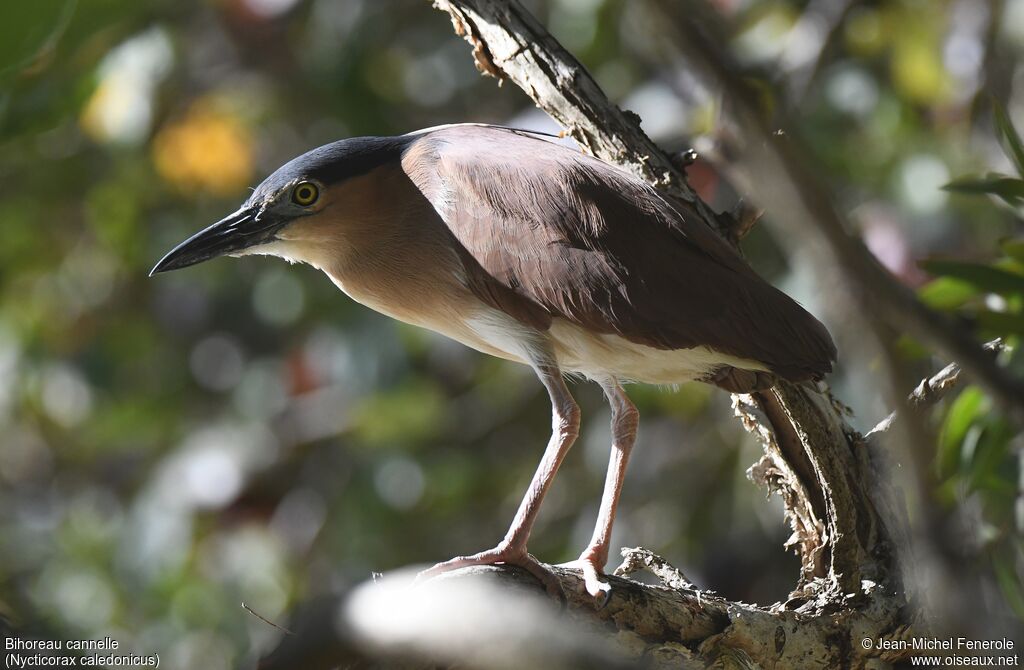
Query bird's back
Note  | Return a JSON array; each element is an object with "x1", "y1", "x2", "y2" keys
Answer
[{"x1": 400, "y1": 124, "x2": 835, "y2": 389}]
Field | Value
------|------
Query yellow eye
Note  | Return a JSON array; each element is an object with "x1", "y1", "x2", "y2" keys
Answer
[{"x1": 292, "y1": 182, "x2": 319, "y2": 206}]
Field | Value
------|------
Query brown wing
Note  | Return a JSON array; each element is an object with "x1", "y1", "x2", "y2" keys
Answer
[{"x1": 402, "y1": 125, "x2": 835, "y2": 382}]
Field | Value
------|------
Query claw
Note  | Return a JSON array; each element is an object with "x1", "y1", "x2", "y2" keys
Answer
[
  {"x1": 556, "y1": 556, "x2": 612, "y2": 606},
  {"x1": 580, "y1": 562, "x2": 612, "y2": 605}
]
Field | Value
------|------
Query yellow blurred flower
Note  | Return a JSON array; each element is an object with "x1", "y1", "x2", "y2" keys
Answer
[
  {"x1": 152, "y1": 100, "x2": 253, "y2": 197},
  {"x1": 891, "y1": 36, "x2": 950, "y2": 106}
]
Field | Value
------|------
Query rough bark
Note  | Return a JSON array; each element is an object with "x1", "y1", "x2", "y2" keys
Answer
[{"x1": 260, "y1": 558, "x2": 920, "y2": 669}]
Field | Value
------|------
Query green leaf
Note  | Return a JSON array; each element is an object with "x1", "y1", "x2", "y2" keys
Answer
[
  {"x1": 965, "y1": 419, "x2": 1015, "y2": 495},
  {"x1": 939, "y1": 386, "x2": 986, "y2": 476},
  {"x1": 942, "y1": 173, "x2": 1024, "y2": 206},
  {"x1": 918, "y1": 276, "x2": 979, "y2": 310},
  {"x1": 919, "y1": 259, "x2": 1024, "y2": 296},
  {"x1": 994, "y1": 100, "x2": 1024, "y2": 178},
  {"x1": 976, "y1": 310, "x2": 1024, "y2": 337}
]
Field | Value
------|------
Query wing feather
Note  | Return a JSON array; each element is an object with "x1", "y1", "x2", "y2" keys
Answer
[{"x1": 402, "y1": 125, "x2": 835, "y2": 382}]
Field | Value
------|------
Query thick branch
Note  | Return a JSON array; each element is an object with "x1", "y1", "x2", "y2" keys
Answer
[{"x1": 262, "y1": 559, "x2": 917, "y2": 669}]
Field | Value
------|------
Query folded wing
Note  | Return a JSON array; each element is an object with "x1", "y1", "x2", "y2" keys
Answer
[{"x1": 402, "y1": 125, "x2": 836, "y2": 384}]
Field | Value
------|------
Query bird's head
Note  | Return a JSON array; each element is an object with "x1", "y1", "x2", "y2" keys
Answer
[{"x1": 149, "y1": 135, "x2": 409, "y2": 276}]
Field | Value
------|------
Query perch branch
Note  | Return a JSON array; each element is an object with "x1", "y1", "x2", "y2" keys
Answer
[{"x1": 262, "y1": 562, "x2": 918, "y2": 669}]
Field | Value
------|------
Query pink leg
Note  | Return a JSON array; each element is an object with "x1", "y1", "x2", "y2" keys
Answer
[
  {"x1": 572, "y1": 381, "x2": 638, "y2": 598},
  {"x1": 418, "y1": 363, "x2": 580, "y2": 595}
]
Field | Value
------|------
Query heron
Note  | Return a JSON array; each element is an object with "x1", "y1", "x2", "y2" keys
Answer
[{"x1": 151, "y1": 123, "x2": 836, "y2": 599}]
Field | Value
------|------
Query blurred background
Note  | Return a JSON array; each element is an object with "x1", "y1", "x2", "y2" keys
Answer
[{"x1": 1, "y1": 0, "x2": 1022, "y2": 666}]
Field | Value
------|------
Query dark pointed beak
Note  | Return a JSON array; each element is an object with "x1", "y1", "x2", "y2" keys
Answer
[{"x1": 149, "y1": 207, "x2": 285, "y2": 276}]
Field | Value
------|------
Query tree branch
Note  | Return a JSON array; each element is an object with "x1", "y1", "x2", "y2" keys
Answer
[{"x1": 262, "y1": 560, "x2": 919, "y2": 669}]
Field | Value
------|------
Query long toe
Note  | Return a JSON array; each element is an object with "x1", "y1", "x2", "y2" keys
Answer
[{"x1": 417, "y1": 546, "x2": 564, "y2": 600}]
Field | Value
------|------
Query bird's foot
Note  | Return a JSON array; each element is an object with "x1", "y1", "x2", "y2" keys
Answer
[
  {"x1": 417, "y1": 543, "x2": 564, "y2": 599},
  {"x1": 556, "y1": 553, "x2": 612, "y2": 604}
]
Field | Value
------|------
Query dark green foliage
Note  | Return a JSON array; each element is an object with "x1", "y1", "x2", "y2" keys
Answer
[{"x1": 923, "y1": 104, "x2": 1024, "y2": 622}]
